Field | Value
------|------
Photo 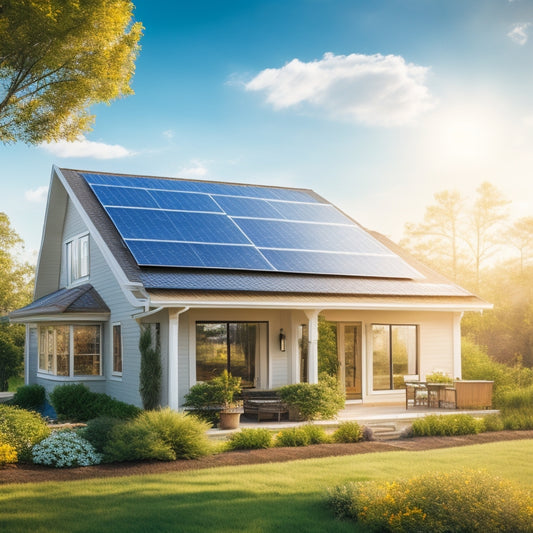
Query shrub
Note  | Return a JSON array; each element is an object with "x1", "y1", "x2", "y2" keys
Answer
[
  {"x1": 502, "y1": 411, "x2": 533, "y2": 430},
  {"x1": 103, "y1": 420, "x2": 175, "y2": 463},
  {"x1": 361, "y1": 425, "x2": 375, "y2": 441},
  {"x1": 134, "y1": 408, "x2": 211, "y2": 459},
  {"x1": 226, "y1": 428, "x2": 272, "y2": 450},
  {"x1": 183, "y1": 382, "x2": 221, "y2": 425},
  {"x1": 0, "y1": 404, "x2": 50, "y2": 462},
  {"x1": 81, "y1": 416, "x2": 125, "y2": 454},
  {"x1": 332, "y1": 421, "x2": 363, "y2": 443},
  {"x1": 328, "y1": 470, "x2": 533, "y2": 532},
  {"x1": 483, "y1": 413, "x2": 504, "y2": 432},
  {"x1": 0, "y1": 442, "x2": 17, "y2": 465},
  {"x1": 139, "y1": 327, "x2": 162, "y2": 410},
  {"x1": 425, "y1": 371, "x2": 453, "y2": 384},
  {"x1": 275, "y1": 424, "x2": 329, "y2": 447},
  {"x1": 11, "y1": 384, "x2": 46, "y2": 411},
  {"x1": 278, "y1": 373, "x2": 345, "y2": 421},
  {"x1": 32, "y1": 430, "x2": 102, "y2": 468},
  {"x1": 50, "y1": 384, "x2": 141, "y2": 421},
  {"x1": 411, "y1": 414, "x2": 483, "y2": 437}
]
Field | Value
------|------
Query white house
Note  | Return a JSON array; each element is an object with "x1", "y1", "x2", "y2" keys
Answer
[{"x1": 10, "y1": 166, "x2": 490, "y2": 408}]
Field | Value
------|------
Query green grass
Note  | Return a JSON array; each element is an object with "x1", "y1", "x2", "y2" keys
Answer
[{"x1": 0, "y1": 440, "x2": 532, "y2": 532}]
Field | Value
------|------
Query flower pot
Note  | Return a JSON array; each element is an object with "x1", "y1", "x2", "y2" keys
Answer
[{"x1": 219, "y1": 411, "x2": 241, "y2": 430}]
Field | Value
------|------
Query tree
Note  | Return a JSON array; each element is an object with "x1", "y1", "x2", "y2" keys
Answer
[
  {"x1": 0, "y1": 326, "x2": 22, "y2": 390},
  {"x1": 465, "y1": 182, "x2": 510, "y2": 290},
  {"x1": 401, "y1": 190, "x2": 466, "y2": 282},
  {"x1": 505, "y1": 217, "x2": 533, "y2": 274},
  {"x1": 0, "y1": 212, "x2": 33, "y2": 314},
  {"x1": 0, "y1": 0, "x2": 142, "y2": 144},
  {"x1": 139, "y1": 327, "x2": 161, "y2": 410}
]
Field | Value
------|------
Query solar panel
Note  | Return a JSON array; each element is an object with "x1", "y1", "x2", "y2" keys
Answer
[{"x1": 81, "y1": 172, "x2": 422, "y2": 279}]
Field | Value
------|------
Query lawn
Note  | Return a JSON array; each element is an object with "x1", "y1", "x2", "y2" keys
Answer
[{"x1": 1, "y1": 440, "x2": 532, "y2": 533}]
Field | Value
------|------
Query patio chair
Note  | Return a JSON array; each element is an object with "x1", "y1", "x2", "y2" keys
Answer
[{"x1": 404, "y1": 375, "x2": 428, "y2": 409}]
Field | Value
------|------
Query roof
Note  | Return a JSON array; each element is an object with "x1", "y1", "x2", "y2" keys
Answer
[
  {"x1": 51, "y1": 168, "x2": 489, "y2": 310},
  {"x1": 10, "y1": 284, "x2": 110, "y2": 321}
]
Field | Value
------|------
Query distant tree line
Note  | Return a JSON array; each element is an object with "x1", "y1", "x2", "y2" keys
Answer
[{"x1": 401, "y1": 182, "x2": 533, "y2": 368}]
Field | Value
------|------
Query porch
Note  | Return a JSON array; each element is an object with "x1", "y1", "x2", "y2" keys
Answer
[{"x1": 210, "y1": 402, "x2": 500, "y2": 441}]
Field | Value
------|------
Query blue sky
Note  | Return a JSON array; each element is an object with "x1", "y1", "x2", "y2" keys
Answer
[{"x1": 3, "y1": 0, "x2": 533, "y2": 260}]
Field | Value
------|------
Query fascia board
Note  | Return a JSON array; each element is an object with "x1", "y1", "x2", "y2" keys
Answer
[{"x1": 10, "y1": 312, "x2": 111, "y2": 323}]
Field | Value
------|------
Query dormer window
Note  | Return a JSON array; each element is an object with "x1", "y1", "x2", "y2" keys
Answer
[{"x1": 66, "y1": 234, "x2": 89, "y2": 285}]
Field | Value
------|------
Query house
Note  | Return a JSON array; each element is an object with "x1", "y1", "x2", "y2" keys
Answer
[{"x1": 10, "y1": 166, "x2": 490, "y2": 409}]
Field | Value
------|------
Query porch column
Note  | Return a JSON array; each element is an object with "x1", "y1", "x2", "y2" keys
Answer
[
  {"x1": 452, "y1": 312, "x2": 463, "y2": 380},
  {"x1": 168, "y1": 310, "x2": 180, "y2": 410},
  {"x1": 305, "y1": 309, "x2": 320, "y2": 384}
]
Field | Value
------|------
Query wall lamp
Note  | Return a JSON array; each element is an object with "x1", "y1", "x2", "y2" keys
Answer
[{"x1": 279, "y1": 329, "x2": 286, "y2": 352}]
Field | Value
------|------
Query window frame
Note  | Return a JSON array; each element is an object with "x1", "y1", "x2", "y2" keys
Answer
[
  {"x1": 37, "y1": 324, "x2": 102, "y2": 378},
  {"x1": 195, "y1": 321, "x2": 267, "y2": 388},
  {"x1": 371, "y1": 324, "x2": 419, "y2": 392},
  {"x1": 65, "y1": 233, "x2": 90, "y2": 286}
]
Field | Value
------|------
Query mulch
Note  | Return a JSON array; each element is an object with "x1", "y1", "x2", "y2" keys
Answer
[{"x1": 2, "y1": 430, "x2": 532, "y2": 485}]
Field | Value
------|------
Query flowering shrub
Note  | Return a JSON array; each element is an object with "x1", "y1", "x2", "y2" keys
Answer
[
  {"x1": 332, "y1": 421, "x2": 363, "y2": 443},
  {"x1": 32, "y1": 430, "x2": 102, "y2": 468},
  {"x1": 328, "y1": 470, "x2": 533, "y2": 532},
  {"x1": 0, "y1": 404, "x2": 50, "y2": 462},
  {"x1": 0, "y1": 442, "x2": 17, "y2": 465}
]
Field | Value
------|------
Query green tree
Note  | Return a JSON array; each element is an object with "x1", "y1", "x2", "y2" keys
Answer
[
  {"x1": 0, "y1": 0, "x2": 142, "y2": 144},
  {"x1": 505, "y1": 217, "x2": 533, "y2": 274},
  {"x1": 0, "y1": 325, "x2": 22, "y2": 391},
  {"x1": 139, "y1": 327, "x2": 161, "y2": 410}
]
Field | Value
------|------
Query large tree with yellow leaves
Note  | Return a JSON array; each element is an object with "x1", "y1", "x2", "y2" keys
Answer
[{"x1": 0, "y1": 0, "x2": 142, "y2": 144}]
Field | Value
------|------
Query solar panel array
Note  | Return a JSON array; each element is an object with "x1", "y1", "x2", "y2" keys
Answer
[{"x1": 81, "y1": 173, "x2": 421, "y2": 279}]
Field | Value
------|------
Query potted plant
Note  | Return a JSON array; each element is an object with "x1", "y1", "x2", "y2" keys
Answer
[{"x1": 212, "y1": 370, "x2": 243, "y2": 430}]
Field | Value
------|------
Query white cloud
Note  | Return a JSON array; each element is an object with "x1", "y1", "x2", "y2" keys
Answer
[
  {"x1": 162, "y1": 129, "x2": 175, "y2": 140},
  {"x1": 40, "y1": 136, "x2": 134, "y2": 159},
  {"x1": 178, "y1": 160, "x2": 209, "y2": 179},
  {"x1": 25, "y1": 185, "x2": 49, "y2": 203},
  {"x1": 245, "y1": 52, "x2": 436, "y2": 126},
  {"x1": 508, "y1": 23, "x2": 530, "y2": 45}
]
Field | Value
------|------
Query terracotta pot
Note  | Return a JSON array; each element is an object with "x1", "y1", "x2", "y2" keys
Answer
[{"x1": 219, "y1": 411, "x2": 241, "y2": 430}]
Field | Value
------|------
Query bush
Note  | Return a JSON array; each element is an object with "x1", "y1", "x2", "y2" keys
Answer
[
  {"x1": 0, "y1": 442, "x2": 17, "y2": 465},
  {"x1": 103, "y1": 420, "x2": 175, "y2": 463},
  {"x1": 32, "y1": 430, "x2": 102, "y2": 468},
  {"x1": 332, "y1": 421, "x2": 363, "y2": 443},
  {"x1": 226, "y1": 428, "x2": 272, "y2": 450},
  {"x1": 411, "y1": 414, "x2": 483, "y2": 437},
  {"x1": 0, "y1": 404, "x2": 50, "y2": 462},
  {"x1": 82, "y1": 416, "x2": 125, "y2": 454},
  {"x1": 134, "y1": 408, "x2": 211, "y2": 459},
  {"x1": 11, "y1": 384, "x2": 46, "y2": 411},
  {"x1": 425, "y1": 371, "x2": 453, "y2": 384},
  {"x1": 328, "y1": 470, "x2": 533, "y2": 532},
  {"x1": 50, "y1": 384, "x2": 141, "y2": 421},
  {"x1": 278, "y1": 373, "x2": 345, "y2": 421},
  {"x1": 502, "y1": 411, "x2": 533, "y2": 430},
  {"x1": 275, "y1": 424, "x2": 329, "y2": 447},
  {"x1": 483, "y1": 413, "x2": 504, "y2": 432}
]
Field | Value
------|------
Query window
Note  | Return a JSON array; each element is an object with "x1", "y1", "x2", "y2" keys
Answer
[
  {"x1": 196, "y1": 322, "x2": 264, "y2": 388},
  {"x1": 38, "y1": 325, "x2": 101, "y2": 376},
  {"x1": 372, "y1": 325, "x2": 418, "y2": 391},
  {"x1": 113, "y1": 324, "x2": 122, "y2": 374},
  {"x1": 66, "y1": 234, "x2": 89, "y2": 284}
]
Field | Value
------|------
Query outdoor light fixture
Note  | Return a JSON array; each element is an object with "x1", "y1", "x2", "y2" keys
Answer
[{"x1": 279, "y1": 329, "x2": 286, "y2": 352}]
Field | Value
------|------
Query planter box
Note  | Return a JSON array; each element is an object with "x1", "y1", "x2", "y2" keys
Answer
[{"x1": 454, "y1": 380, "x2": 493, "y2": 409}]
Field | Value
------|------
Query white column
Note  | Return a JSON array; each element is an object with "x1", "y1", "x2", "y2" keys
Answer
[
  {"x1": 452, "y1": 312, "x2": 463, "y2": 380},
  {"x1": 168, "y1": 310, "x2": 180, "y2": 410},
  {"x1": 305, "y1": 309, "x2": 319, "y2": 384}
]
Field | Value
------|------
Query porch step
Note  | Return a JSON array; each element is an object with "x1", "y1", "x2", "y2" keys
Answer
[{"x1": 365, "y1": 422, "x2": 403, "y2": 441}]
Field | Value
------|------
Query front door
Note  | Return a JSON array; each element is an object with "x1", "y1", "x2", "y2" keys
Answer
[{"x1": 339, "y1": 323, "x2": 362, "y2": 399}]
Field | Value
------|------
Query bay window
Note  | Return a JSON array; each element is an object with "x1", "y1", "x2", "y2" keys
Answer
[
  {"x1": 372, "y1": 324, "x2": 418, "y2": 391},
  {"x1": 38, "y1": 325, "x2": 101, "y2": 376}
]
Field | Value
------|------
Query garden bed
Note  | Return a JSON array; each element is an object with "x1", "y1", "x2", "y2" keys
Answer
[{"x1": 2, "y1": 430, "x2": 532, "y2": 485}]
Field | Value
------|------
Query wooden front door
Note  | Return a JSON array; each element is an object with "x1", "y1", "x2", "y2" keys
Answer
[{"x1": 339, "y1": 323, "x2": 362, "y2": 399}]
